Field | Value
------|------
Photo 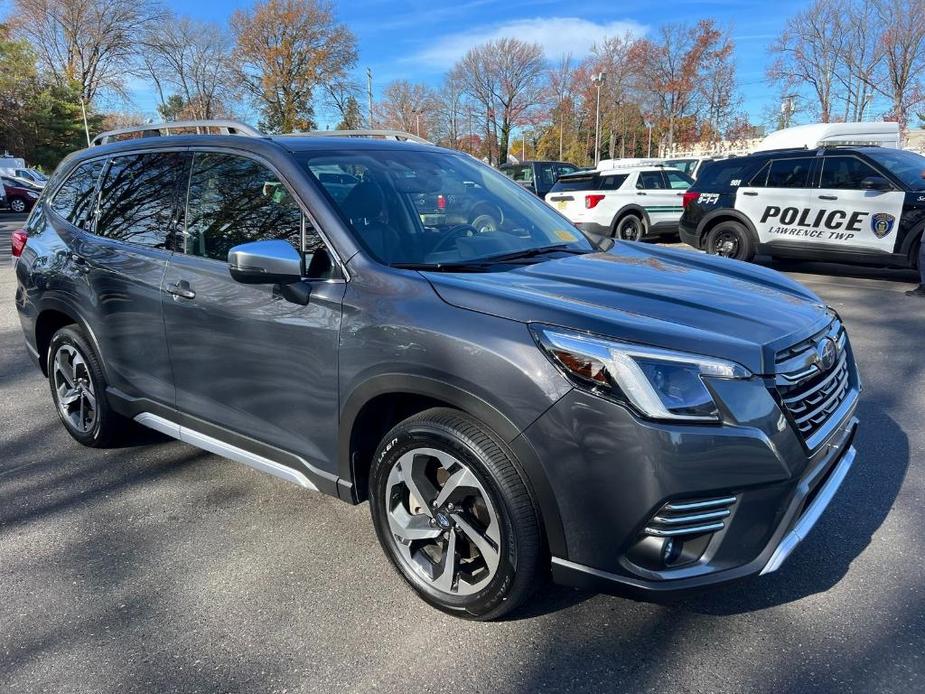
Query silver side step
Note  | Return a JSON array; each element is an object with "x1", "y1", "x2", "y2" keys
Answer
[{"x1": 134, "y1": 412, "x2": 318, "y2": 491}]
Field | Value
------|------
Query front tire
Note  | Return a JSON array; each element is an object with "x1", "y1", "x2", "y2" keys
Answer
[
  {"x1": 47, "y1": 325, "x2": 127, "y2": 447},
  {"x1": 369, "y1": 408, "x2": 542, "y2": 620},
  {"x1": 705, "y1": 220, "x2": 755, "y2": 262},
  {"x1": 9, "y1": 197, "x2": 26, "y2": 214}
]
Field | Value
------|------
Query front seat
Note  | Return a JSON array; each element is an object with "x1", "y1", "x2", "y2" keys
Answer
[{"x1": 341, "y1": 181, "x2": 403, "y2": 263}]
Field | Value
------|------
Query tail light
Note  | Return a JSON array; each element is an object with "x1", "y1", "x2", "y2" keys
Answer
[
  {"x1": 682, "y1": 191, "x2": 699, "y2": 208},
  {"x1": 585, "y1": 194, "x2": 605, "y2": 209},
  {"x1": 436, "y1": 194, "x2": 446, "y2": 210},
  {"x1": 11, "y1": 228, "x2": 27, "y2": 258}
]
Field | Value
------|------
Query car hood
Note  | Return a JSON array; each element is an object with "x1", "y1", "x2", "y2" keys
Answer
[{"x1": 423, "y1": 243, "x2": 831, "y2": 375}]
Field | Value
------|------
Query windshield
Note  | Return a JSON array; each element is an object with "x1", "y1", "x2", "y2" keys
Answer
[
  {"x1": 867, "y1": 148, "x2": 925, "y2": 190},
  {"x1": 300, "y1": 149, "x2": 595, "y2": 267}
]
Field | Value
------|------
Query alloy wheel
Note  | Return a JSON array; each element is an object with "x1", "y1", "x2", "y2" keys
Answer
[
  {"x1": 710, "y1": 230, "x2": 740, "y2": 258},
  {"x1": 619, "y1": 217, "x2": 643, "y2": 241},
  {"x1": 10, "y1": 199, "x2": 26, "y2": 213},
  {"x1": 52, "y1": 344, "x2": 97, "y2": 434},
  {"x1": 384, "y1": 447, "x2": 502, "y2": 596}
]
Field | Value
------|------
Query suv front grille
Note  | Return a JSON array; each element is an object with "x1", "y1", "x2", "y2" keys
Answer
[{"x1": 775, "y1": 319, "x2": 852, "y2": 443}]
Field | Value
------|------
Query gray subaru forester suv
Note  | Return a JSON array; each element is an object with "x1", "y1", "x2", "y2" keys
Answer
[{"x1": 12, "y1": 123, "x2": 860, "y2": 620}]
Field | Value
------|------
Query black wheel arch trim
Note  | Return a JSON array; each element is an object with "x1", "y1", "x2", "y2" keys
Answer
[
  {"x1": 696, "y1": 208, "x2": 759, "y2": 243},
  {"x1": 338, "y1": 373, "x2": 568, "y2": 558},
  {"x1": 34, "y1": 295, "x2": 109, "y2": 380}
]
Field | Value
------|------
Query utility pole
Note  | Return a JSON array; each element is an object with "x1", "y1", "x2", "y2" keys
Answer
[
  {"x1": 367, "y1": 67, "x2": 373, "y2": 128},
  {"x1": 780, "y1": 94, "x2": 796, "y2": 129},
  {"x1": 79, "y1": 96, "x2": 91, "y2": 147},
  {"x1": 592, "y1": 72, "x2": 606, "y2": 166}
]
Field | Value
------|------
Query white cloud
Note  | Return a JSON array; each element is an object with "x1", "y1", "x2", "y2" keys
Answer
[{"x1": 412, "y1": 17, "x2": 648, "y2": 69}]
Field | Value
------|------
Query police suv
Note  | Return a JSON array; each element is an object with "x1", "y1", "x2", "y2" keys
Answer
[
  {"x1": 546, "y1": 163, "x2": 693, "y2": 241},
  {"x1": 679, "y1": 123, "x2": 923, "y2": 269}
]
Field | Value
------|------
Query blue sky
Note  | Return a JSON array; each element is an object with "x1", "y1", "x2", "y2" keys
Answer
[{"x1": 4, "y1": 0, "x2": 813, "y2": 127}]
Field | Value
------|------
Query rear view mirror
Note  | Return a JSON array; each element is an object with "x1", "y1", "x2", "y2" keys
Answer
[
  {"x1": 861, "y1": 176, "x2": 891, "y2": 191},
  {"x1": 228, "y1": 239, "x2": 302, "y2": 285}
]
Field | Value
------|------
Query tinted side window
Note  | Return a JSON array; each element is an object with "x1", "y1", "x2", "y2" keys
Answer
[
  {"x1": 49, "y1": 160, "x2": 104, "y2": 229},
  {"x1": 185, "y1": 153, "x2": 303, "y2": 262},
  {"x1": 503, "y1": 165, "x2": 533, "y2": 183},
  {"x1": 665, "y1": 170, "x2": 693, "y2": 189},
  {"x1": 763, "y1": 157, "x2": 814, "y2": 188},
  {"x1": 637, "y1": 171, "x2": 665, "y2": 189},
  {"x1": 556, "y1": 164, "x2": 579, "y2": 178},
  {"x1": 96, "y1": 153, "x2": 186, "y2": 247},
  {"x1": 535, "y1": 163, "x2": 559, "y2": 188},
  {"x1": 599, "y1": 174, "x2": 628, "y2": 190},
  {"x1": 820, "y1": 156, "x2": 880, "y2": 189}
]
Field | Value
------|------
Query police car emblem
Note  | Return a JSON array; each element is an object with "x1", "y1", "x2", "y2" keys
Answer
[{"x1": 871, "y1": 213, "x2": 895, "y2": 239}]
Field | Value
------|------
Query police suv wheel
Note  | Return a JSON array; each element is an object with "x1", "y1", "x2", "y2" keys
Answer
[
  {"x1": 706, "y1": 221, "x2": 755, "y2": 261},
  {"x1": 369, "y1": 408, "x2": 542, "y2": 620},
  {"x1": 615, "y1": 214, "x2": 644, "y2": 241}
]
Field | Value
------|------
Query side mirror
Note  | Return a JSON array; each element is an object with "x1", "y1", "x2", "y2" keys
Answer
[
  {"x1": 228, "y1": 239, "x2": 302, "y2": 285},
  {"x1": 861, "y1": 176, "x2": 891, "y2": 191}
]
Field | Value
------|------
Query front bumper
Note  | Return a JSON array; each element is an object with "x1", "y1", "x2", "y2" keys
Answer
[{"x1": 519, "y1": 380, "x2": 859, "y2": 594}]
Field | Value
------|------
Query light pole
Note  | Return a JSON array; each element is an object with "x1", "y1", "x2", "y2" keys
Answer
[{"x1": 592, "y1": 72, "x2": 606, "y2": 166}]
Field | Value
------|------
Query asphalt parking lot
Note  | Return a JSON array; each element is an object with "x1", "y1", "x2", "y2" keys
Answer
[{"x1": 1, "y1": 211, "x2": 923, "y2": 693}]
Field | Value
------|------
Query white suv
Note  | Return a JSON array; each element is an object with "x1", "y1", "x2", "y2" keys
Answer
[{"x1": 545, "y1": 166, "x2": 693, "y2": 241}]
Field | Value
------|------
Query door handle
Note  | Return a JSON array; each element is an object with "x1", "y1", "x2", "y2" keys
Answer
[
  {"x1": 818, "y1": 194, "x2": 838, "y2": 200},
  {"x1": 742, "y1": 191, "x2": 758, "y2": 196},
  {"x1": 166, "y1": 280, "x2": 196, "y2": 300},
  {"x1": 636, "y1": 191, "x2": 647, "y2": 196}
]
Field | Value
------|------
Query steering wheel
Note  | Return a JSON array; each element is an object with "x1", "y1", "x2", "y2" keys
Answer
[{"x1": 429, "y1": 224, "x2": 482, "y2": 254}]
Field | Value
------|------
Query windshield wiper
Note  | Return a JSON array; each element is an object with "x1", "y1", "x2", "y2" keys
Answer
[{"x1": 391, "y1": 244, "x2": 591, "y2": 273}]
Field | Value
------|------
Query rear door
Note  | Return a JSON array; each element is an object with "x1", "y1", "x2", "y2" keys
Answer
[
  {"x1": 635, "y1": 169, "x2": 684, "y2": 227},
  {"x1": 161, "y1": 151, "x2": 345, "y2": 472},
  {"x1": 734, "y1": 156, "x2": 816, "y2": 246},
  {"x1": 76, "y1": 151, "x2": 187, "y2": 405},
  {"x1": 813, "y1": 154, "x2": 904, "y2": 253}
]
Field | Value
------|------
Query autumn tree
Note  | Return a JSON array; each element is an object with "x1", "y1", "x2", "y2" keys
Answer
[
  {"x1": 12, "y1": 0, "x2": 160, "y2": 104},
  {"x1": 335, "y1": 96, "x2": 363, "y2": 130},
  {"x1": 452, "y1": 38, "x2": 545, "y2": 165},
  {"x1": 231, "y1": 0, "x2": 357, "y2": 133},
  {"x1": 375, "y1": 80, "x2": 437, "y2": 137},
  {"x1": 873, "y1": 0, "x2": 925, "y2": 129},
  {"x1": 138, "y1": 15, "x2": 237, "y2": 121}
]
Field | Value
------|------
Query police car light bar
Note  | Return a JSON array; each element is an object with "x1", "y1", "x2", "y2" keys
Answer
[
  {"x1": 596, "y1": 158, "x2": 665, "y2": 170},
  {"x1": 752, "y1": 122, "x2": 900, "y2": 153}
]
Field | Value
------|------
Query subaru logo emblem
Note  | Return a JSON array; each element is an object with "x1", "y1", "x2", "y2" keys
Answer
[{"x1": 816, "y1": 337, "x2": 838, "y2": 372}]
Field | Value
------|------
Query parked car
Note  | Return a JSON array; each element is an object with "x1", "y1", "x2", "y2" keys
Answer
[
  {"x1": 546, "y1": 164, "x2": 693, "y2": 240},
  {"x1": 500, "y1": 160, "x2": 580, "y2": 197},
  {"x1": 8, "y1": 168, "x2": 47, "y2": 188},
  {"x1": 14, "y1": 121, "x2": 859, "y2": 620},
  {"x1": 2, "y1": 176, "x2": 41, "y2": 213},
  {"x1": 680, "y1": 143, "x2": 925, "y2": 268},
  {"x1": 664, "y1": 157, "x2": 715, "y2": 180}
]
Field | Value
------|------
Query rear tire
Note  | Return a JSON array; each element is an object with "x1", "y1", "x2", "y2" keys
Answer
[
  {"x1": 705, "y1": 220, "x2": 755, "y2": 262},
  {"x1": 9, "y1": 197, "x2": 26, "y2": 214},
  {"x1": 47, "y1": 325, "x2": 128, "y2": 447},
  {"x1": 369, "y1": 407, "x2": 542, "y2": 620},
  {"x1": 615, "y1": 214, "x2": 645, "y2": 241}
]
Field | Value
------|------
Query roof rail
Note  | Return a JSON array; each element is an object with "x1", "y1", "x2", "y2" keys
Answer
[
  {"x1": 91, "y1": 119, "x2": 262, "y2": 147},
  {"x1": 298, "y1": 129, "x2": 434, "y2": 145}
]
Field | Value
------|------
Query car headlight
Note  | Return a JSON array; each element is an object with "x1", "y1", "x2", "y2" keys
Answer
[{"x1": 532, "y1": 325, "x2": 751, "y2": 422}]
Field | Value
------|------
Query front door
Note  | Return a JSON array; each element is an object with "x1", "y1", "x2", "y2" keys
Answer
[
  {"x1": 161, "y1": 151, "x2": 345, "y2": 475},
  {"x1": 813, "y1": 154, "x2": 905, "y2": 254}
]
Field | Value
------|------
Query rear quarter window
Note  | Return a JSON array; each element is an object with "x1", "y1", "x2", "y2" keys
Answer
[
  {"x1": 695, "y1": 159, "x2": 758, "y2": 190},
  {"x1": 48, "y1": 159, "x2": 105, "y2": 229}
]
